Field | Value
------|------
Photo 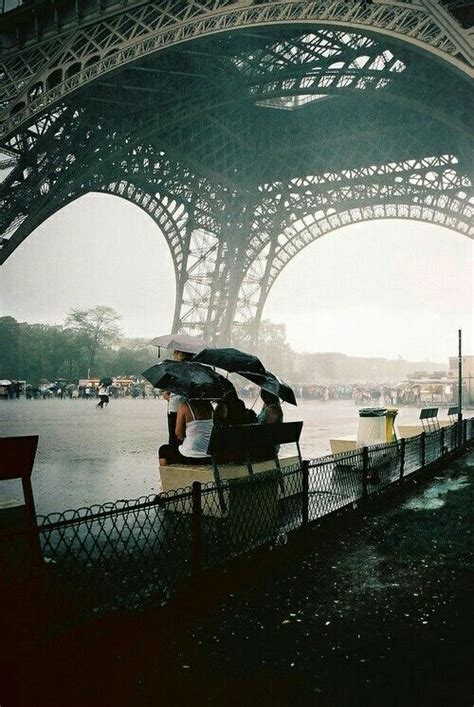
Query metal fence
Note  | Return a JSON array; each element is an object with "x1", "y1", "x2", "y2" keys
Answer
[
  {"x1": 2, "y1": 419, "x2": 473, "y2": 620},
  {"x1": 1, "y1": 0, "x2": 23, "y2": 13}
]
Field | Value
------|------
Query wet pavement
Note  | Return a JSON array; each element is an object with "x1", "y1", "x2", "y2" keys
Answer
[
  {"x1": 2, "y1": 449, "x2": 472, "y2": 706},
  {"x1": 144, "y1": 449, "x2": 473, "y2": 706},
  {"x1": 1, "y1": 398, "x2": 435, "y2": 513}
]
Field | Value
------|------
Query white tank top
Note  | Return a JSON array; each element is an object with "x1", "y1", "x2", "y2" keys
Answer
[{"x1": 180, "y1": 404, "x2": 213, "y2": 458}]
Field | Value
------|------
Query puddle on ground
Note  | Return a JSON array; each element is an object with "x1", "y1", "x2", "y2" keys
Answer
[{"x1": 403, "y1": 475, "x2": 470, "y2": 511}]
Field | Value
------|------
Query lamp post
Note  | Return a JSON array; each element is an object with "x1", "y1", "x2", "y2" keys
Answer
[
  {"x1": 458, "y1": 329, "x2": 463, "y2": 444},
  {"x1": 458, "y1": 331, "x2": 463, "y2": 420}
]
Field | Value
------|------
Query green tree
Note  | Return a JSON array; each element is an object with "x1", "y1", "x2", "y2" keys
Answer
[
  {"x1": 65, "y1": 305, "x2": 121, "y2": 375},
  {"x1": 0, "y1": 316, "x2": 21, "y2": 379},
  {"x1": 112, "y1": 338, "x2": 157, "y2": 377}
]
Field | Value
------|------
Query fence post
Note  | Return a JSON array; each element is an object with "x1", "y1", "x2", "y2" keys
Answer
[
  {"x1": 399, "y1": 438, "x2": 405, "y2": 483},
  {"x1": 439, "y1": 427, "x2": 445, "y2": 457},
  {"x1": 191, "y1": 481, "x2": 203, "y2": 574},
  {"x1": 457, "y1": 420, "x2": 463, "y2": 448},
  {"x1": 362, "y1": 447, "x2": 369, "y2": 499},
  {"x1": 420, "y1": 432, "x2": 426, "y2": 469},
  {"x1": 302, "y1": 460, "x2": 309, "y2": 526}
]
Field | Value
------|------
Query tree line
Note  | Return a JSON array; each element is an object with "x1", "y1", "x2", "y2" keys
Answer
[
  {"x1": 0, "y1": 306, "x2": 295, "y2": 384},
  {"x1": 0, "y1": 306, "x2": 158, "y2": 383}
]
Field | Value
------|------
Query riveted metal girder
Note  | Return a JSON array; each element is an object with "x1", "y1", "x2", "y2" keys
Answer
[
  {"x1": 0, "y1": 0, "x2": 473, "y2": 143},
  {"x1": 0, "y1": 15, "x2": 472, "y2": 344}
]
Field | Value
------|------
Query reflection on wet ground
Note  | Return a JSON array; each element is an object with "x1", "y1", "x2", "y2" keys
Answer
[
  {"x1": 403, "y1": 474, "x2": 469, "y2": 510},
  {"x1": 148, "y1": 451, "x2": 472, "y2": 706},
  {"x1": 0, "y1": 399, "x2": 463, "y2": 514}
]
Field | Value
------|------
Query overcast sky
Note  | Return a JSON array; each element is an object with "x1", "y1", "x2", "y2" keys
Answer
[{"x1": 0, "y1": 192, "x2": 472, "y2": 363}]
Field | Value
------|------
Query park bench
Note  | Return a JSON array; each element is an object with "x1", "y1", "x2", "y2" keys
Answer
[
  {"x1": 0, "y1": 435, "x2": 41, "y2": 573},
  {"x1": 397, "y1": 407, "x2": 455, "y2": 438},
  {"x1": 159, "y1": 421, "x2": 304, "y2": 517}
]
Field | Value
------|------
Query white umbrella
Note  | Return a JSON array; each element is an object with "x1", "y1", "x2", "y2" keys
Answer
[
  {"x1": 0, "y1": 379, "x2": 12, "y2": 386},
  {"x1": 149, "y1": 334, "x2": 208, "y2": 355}
]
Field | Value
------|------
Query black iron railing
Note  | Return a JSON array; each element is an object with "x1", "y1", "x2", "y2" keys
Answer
[
  {"x1": 1, "y1": 419, "x2": 473, "y2": 620},
  {"x1": 1, "y1": 0, "x2": 23, "y2": 13}
]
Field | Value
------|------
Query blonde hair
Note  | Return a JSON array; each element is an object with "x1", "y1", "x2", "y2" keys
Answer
[{"x1": 172, "y1": 350, "x2": 194, "y2": 362}]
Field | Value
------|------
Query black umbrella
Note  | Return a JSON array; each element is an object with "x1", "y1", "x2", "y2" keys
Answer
[
  {"x1": 142, "y1": 361, "x2": 236, "y2": 400},
  {"x1": 100, "y1": 377, "x2": 113, "y2": 386},
  {"x1": 193, "y1": 347, "x2": 266, "y2": 375},
  {"x1": 236, "y1": 370, "x2": 297, "y2": 406}
]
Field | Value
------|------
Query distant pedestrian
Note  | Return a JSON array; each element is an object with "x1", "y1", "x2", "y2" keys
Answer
[{"x1": 97, "y1": 383, "x2": 110, "y2": 409}]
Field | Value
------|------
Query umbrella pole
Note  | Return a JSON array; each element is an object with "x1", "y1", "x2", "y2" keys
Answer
[{"x1": 250, "y1": 394, "x2": 259, "y2": 410}]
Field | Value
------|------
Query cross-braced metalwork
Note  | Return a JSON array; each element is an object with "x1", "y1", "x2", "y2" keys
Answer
[{"x1": 0, "y1": 2, "x2": 472, "y2": 343}]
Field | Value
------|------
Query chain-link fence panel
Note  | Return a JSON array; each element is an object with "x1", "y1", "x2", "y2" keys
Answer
[
  {"x1": 468, "y1": 420, "x2": 474, "y2": 442},
  {"x1": 404, "y1": 435, "x2": 423, "y2": 475},
  {"x1": 278, "y1": 462, "x2": 304, "y2": 533},
  {"x1": 37, "y1": 489, "x2": 195, "y2": 614},
  {"x1": 202, "y1": 469, "x2": 283, "y2": 566},
  {"x1": 11, "y1": 420, "x2": 469, "y2": 620},
  {"x1": 425, "y1": 429, "x2": 441, "y2": 466},
  {"x1": 200, "y1": 466, "x2": 304, "y2": 566},
  {"x1": 365, "y1": 439, "x2": 400, "y2": 492},
  {"x1": 307, "y1": 449, "x2": 364, "y2": 521}
]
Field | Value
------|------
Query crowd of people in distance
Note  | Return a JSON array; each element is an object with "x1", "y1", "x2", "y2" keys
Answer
[
  {"x1": 0, "y1": 380, "x2": 153, "y2": 401},
  {"x1": 158, "y1": 350, "x2": 283, "y2": 467}
]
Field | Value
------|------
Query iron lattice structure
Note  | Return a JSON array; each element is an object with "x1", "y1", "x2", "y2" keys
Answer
[{"x1": 0, "y1": 0, "x2": 472, "y2": 343}]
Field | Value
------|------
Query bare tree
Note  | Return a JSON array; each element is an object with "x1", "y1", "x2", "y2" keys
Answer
[{"x1": 66, "y1": 305, "x2": 121, "y2": 374}]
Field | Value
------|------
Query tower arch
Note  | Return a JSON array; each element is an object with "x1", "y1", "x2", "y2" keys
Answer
[
  {"x1": 1, "y1": 8, "x2": 472, "y2": 343},
  {"x1": 0, "y1": 1, "x2": 472, "y2": 142},
  {"x1": 235, "y1": 192, "x2": 473, "y2": 343}
]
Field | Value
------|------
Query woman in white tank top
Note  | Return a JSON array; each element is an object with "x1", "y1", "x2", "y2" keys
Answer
[{"x1": 159, "y1": 399, "x2": 213, "y2": 466}]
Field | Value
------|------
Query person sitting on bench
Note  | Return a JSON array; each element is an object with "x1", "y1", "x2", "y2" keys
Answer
[
  {"x1": 159, "y1": 399, "x2": 213, "y2": 466},
  {"x1": 214, "y1": 393, "x2": 257, "y2": 426},
  {"x1": 257, "y1": 390, "x2": 283, "y2": 424}
]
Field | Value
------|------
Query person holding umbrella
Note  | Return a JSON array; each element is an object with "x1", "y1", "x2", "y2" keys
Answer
[
  {"x1": 159, "y1": 398, "x2": 214, "y2": 466},
  {"x1": 97, "y1": 377, "x2": 112, "y2": 409},
  {"x1": 214, "y1": 392, "x2": 257, "y2": 426},
  {"x1": 163, "y1": 350, "x2": 193, "y2": 448},
  {"x1": 257, "y1": 390, "x2": 283, "y2": 424},
  {"x1": 143, "y1": 360, "x2": 235, "y2": 466},
  {"x1": 150, "y1": 336, "x2": 207, "y2": 447}
]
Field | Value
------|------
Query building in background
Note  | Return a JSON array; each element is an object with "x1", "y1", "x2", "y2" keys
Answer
[{"x1": 449, "y1": 355, "x2": 474, "y2": 406}]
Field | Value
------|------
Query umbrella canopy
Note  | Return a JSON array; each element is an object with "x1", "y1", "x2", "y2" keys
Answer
[
  {"x1": 142, "y1": 361, "x2": 236, "y2": 400},
  {"x1": 100, "y1": 377, "x2": 113, "y2": 386},
  {"x1": 0, "y1": 379, "x2": 12, "y2": 386},
  {"x1": 237, "y1": 371, "x2": 297, "y2": 406},
  {"x1": 193, "y1": 347, "x2": 266, "y2": 375},
  {"x1": 149, "y1": 334, "x2": 208, "y2": 354}
]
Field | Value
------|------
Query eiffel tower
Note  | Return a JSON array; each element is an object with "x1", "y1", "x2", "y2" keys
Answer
[{"x1": 0, "y1": 1, "x2": 472, "y2": 344}]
